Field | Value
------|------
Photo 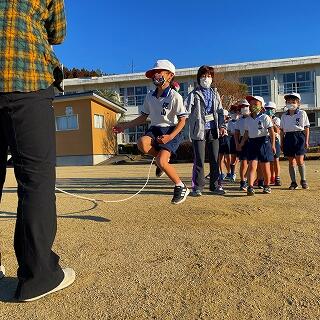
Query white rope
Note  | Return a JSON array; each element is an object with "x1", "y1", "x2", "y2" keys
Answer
[{"x1": 55, "y1": 157, "x2": 155, "y2": 204}]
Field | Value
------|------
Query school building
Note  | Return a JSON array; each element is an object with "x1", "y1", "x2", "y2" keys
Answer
[
  {"x1": 63, "y1": 55, "x2": 320, "y2": 146},
  {"x1": 53, "y1": 91, "x2": 126, "y2": 166}
]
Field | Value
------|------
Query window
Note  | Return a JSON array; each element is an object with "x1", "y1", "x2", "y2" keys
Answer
[
  {"x1": 278, "y1": 71, "x2": 314, "y2": 94},
  {"x1": 178, "y1": 82, "x2": 187, "y2": 99},
  {"x1": 307, "y1": 112, "x2": 316, "y2": 127},
  {"x1": 121, "y1": 124, "x2": 149, "y2": 143},
  {"x1": 119, "y1": 86, "x2": 148, "y2": 106},
  {"x1": 94, "y1": 114, "x2": 105, "y2": 129},
  {"x1": 56, "y1": 115, "x2": 79, "y2": 131},
  {"x1": 240, "y1": 75, "x2": 270, "y2": 97}
]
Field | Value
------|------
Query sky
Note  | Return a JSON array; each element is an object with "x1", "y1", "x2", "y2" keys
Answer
[{"x1": 54, "y1": 0, "x2": 320, "y2": 75}]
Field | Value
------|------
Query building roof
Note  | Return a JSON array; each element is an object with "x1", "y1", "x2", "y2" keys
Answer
[
  {"x1": 63, "y1": 55, "x2": 320, "y2": 86},
  {"x1": 54, "y1": 91, "x2": 127, "y2": 113}
]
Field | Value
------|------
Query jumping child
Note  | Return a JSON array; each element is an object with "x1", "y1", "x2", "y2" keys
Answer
[{"x1": 113, "y1": 60, "x2": 189, "y2": 204}]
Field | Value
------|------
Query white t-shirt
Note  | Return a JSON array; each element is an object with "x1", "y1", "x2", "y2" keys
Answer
[
  {"x1": 280, "y1": 109, "x2": 310, "y2": 133},
  {"x1": 141, "y1": 87, "x2": 187, "y2": 127},
  {"x1": 228, "y1": 120, "x2": 238, "y2": 135},
  {"x1": 272, "y1": 116, "x2": 281, "y2": 140},
  {"x1": 235, "y1": 116, "x2": 247, "y2": 136},
  {"x1": 244, "y1": 113, "x2": 273, "y2": 138}
]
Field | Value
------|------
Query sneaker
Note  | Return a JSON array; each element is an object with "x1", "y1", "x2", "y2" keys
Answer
[
  {"x1": 230, "y1": 173, "x2": 236, "y2": 182},
  {"x1": 263, "y1": 186, "x2": 272, "y2": 194},
  {"x1": 301, "y1": 180, "x2": 309, "y2": 189},
  {"x1": 219, "y1": 173, "x2": 226, "y2": 181},
  {"x1": 258, "y1": 179, "x2": 264, "y2": 189},
  {"x1": 0, "y1": 265, "x2": 5, "y2": 280},
  {"x1": 239, "y1": 180, "x2": 248, "y2": 191},
  {"x1": 289, "y1": 182, "x2": 299, "y2": 190},
  {"x1": 171, "y1": 184, "x2": 190, "y2": 204},
  {"x1": 225, "y1": 173, "x2": 232, "y2": 181},
  {"x1": 190, "y1": 189, "x2": 202, "y2": 197},
  {"x1": 155, "y1": 165, "x2": 165, "y2": 177},
  {"x1": 205, "y1": 173, "x2": 210, "y2": 180},
  {"x1": 247, "y1": 186, "x2": 255, "y2": 196},
  {"x1": 274, "y1": 177, "x2": 281, "y2": 186},
  {"x1": 210, "y1": 185, "x2": 226, "y2": 195},
  {"x1": 20, "y1": 268, "x2": 75, "y2": 302}
]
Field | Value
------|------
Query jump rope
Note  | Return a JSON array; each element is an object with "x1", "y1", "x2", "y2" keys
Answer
[{"x1": 54, "y1": 157, "x2": 155, "y2": 204}]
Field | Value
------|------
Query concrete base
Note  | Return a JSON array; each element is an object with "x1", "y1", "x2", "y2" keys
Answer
[{"x1": 56, "y1": 154, "x2": 114, "y2": 166}]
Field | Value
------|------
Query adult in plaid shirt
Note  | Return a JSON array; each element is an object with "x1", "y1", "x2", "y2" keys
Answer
[{"x1": 0, "y1": 0, "x2": 75, "y2": 301}]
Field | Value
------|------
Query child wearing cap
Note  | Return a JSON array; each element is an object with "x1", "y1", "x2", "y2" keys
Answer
[
  {"x1": 280, "y1": 93, "x2": 310, "y2": 190},
  {"x1": 235, "y1": 99, "x2": 250, "y2": 191},
  {"x1": 113, "y1": 59, "x2": 189, "y2": 204},
  {"x1": 265, "y1": 101, "x2": 281, "y2": 186},
  {"x1": 226, "y1": 104, "x2": 240, "y2": 182},
  {"x1": 217, "y1": 109, "x2": 231, "y2": 181},
  {"x1": 185, "y1": 65, "x2": 226, "y2": 196},
  {"x1": 239, "y1": 96, "x2": 276, "y2": 195}
]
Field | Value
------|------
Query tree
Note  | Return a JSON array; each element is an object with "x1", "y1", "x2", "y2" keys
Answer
[
  {"x1": 94, "y1": 89, "x2": 121, "y2": 105},
  {"x1": 63, "y1": 67, "x2": 106, "y2": 79},
  {"x1": 213, "y1": 73, "x2": 248, "y2": 109}
]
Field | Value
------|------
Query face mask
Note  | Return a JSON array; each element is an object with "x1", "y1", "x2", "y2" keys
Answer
[
  {"x1": 152, "y1": 74, "x2": 166, "y2": 87},
  {"x1": 200, "y1": 77, "x2": 212, "y2": 89},
  {"x1": 229, "y1": 113, "x2": 238, "y2": 120},
  {"x1": 241, "y1": 107, "x2": 250, "y2": 115},
  {"x1": 286, "y1": 103, "x2": 298, "y2": 111},
  {"x1": 250, "y1": 105, "x2": 262, "y2": 114},
  {"x1": 265, "y1": 109, "x2": 275, "y2": 117}
]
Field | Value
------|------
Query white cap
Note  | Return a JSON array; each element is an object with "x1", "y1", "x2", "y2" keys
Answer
[
  {"x1": 246, "y1": 95, "x2": 265, "y2": 106},
  {"x1": 284, "y1": 92, "x2": 301, "y2": 101},
  {"x1": 265, "y1": 101, "x2": 277, "y2": 109},
  {"x1": 145, "y1": 59, "x2": 176, "y2": 78},
  {"x1": 238, "y1": 99, "x2": 250, "y2": 106}
]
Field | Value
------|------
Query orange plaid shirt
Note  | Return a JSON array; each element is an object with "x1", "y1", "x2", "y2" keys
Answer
[{"x1": 0, "y1": 0, "x2": 66, "y2": 92}]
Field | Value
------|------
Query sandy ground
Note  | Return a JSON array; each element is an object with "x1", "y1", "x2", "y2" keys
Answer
[{"x1": 0, "y1": 161, "x2": 320, "y2": 320}]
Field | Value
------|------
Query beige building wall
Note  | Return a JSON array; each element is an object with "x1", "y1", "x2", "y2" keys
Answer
[
  {"x1": 54, "y1": 98, "x2": 93, "y2": 157},
  {"x1": 90, "y1": 100, "x2": 117, "y2": 155}
]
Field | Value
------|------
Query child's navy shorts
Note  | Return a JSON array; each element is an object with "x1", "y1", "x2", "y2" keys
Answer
[
  {"x1": 274, "y1": 138, "x2": 281, "y2": 159},
  {"x1": 247, "y1": 136, "x2": 274, "y2": 162},
  {"x1": 239, "y1": 137, "x2": 248, "y2": 161},
  {"x1": 144, "y1": 126, "x2": 183, "y2": 155},
  {"x1": 229, "y1": 135, "x2": 238, "y2": 155},
  {"x1": 219, "y1": 135, "x2": 230, "y2": 154},
  {"x1": 283, "y1": 131, "x2": 306, "y2": 157}
]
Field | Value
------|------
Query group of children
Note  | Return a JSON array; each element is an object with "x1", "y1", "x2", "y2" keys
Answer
[
  {"x1": 216, "y1": 93, "x2": 310, "y2": 195},
  {"x1": 113, "y1": 59, "x2": 311, "y2": 204}
]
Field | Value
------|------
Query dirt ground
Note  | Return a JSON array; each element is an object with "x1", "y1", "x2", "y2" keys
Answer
[{"x1": 0, "y1": 160, "x2": 320, "y2": 320}]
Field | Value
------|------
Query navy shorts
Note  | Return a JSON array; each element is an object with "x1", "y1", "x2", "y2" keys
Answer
[
  {"x1": 229, "y1": 135, "x2": 238, "y2": 155},
  {"x1": 274, "y1": 138, "x2": 281, "y2": 159},
  {"x1": 144, "y1": 126, "x2": 183, "y2": 155},
  {"x1": 219, "y1": 135, "x2": 230, "y2": 154},
  {"x1": 239, "y1": 137, "x2": 249, "y2": 161},
  {"x1": 283, "y1": 131, "x2": 306, "y2": 157},
  {"x1": 247, "y1": 136, "x2": 274, "y2": 163}
]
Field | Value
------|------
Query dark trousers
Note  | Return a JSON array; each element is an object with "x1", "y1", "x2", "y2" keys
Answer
[
  {"x1": 0, "y1": 142, "x2": 7, "y2": 202},
  {"x1": 0, "y1": 86, "x2": 64, "y2": 300},
  {"x1": 191, "y1": 131, "x2": 220, "y2": 191}
]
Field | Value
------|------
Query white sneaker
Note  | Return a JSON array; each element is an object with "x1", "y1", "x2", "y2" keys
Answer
[
  {"x1": 0, "y1": 265, "x2": 5, "y2": 279},
  {"x1": 21, "y1": 268, "x2": 75, "y2": 302}
]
